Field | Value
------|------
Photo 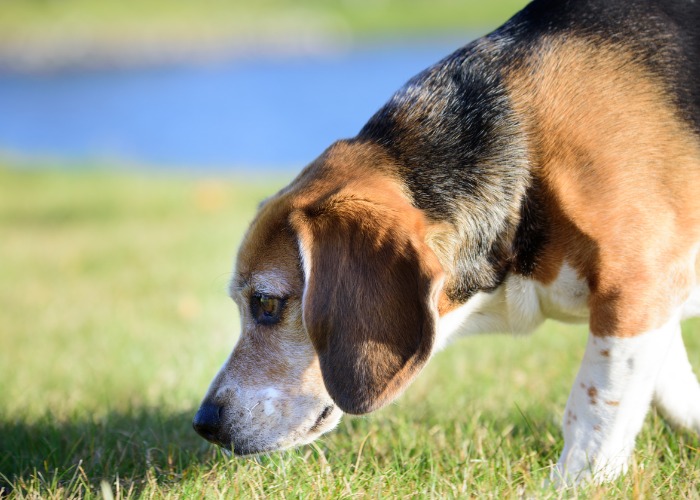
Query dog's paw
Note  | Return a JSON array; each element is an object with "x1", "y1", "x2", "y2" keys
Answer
[{"x1": 550, "y1": 452, "x2": 629, "y2": 488}]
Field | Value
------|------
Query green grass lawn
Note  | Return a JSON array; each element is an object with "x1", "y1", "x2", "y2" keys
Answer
[
  {"x1": 1, "y1": 165, "x2": 699, "y2": 498},
  {"x1": 0, "y1": 0, "x2": 529, "y2": 43}
]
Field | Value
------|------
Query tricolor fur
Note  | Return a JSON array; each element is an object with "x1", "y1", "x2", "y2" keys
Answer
[{"x1": 194, "y1": 0, "x2": 700, "y2": 485}]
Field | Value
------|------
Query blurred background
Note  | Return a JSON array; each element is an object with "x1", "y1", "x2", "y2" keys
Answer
[{"x1": 0, "y1": 0, "x2": 528, "y2": 171}]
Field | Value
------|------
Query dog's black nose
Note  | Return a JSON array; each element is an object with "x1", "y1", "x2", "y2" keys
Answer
[{"x1": 193, "y1": 402, "x2": 222, "y2": 442}]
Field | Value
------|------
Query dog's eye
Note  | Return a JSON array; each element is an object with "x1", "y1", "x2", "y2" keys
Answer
[{"x1": 251, "y1": 294, "x2": 285, "y2": 325}]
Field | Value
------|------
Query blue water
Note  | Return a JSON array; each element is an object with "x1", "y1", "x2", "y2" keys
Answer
[{"x1": 0, "y1": 38, "x2": 474, "y2": 170}]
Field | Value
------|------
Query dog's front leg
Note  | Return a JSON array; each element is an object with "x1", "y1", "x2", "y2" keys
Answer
[
  {"x1": 653, "y1": 323, "x2": 700, "y2": 433},
  {"x1": 553, "y1": 315, "x2": 680, "y2": 485}
]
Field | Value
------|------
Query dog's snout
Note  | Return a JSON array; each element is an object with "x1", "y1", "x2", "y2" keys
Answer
[{"x1": 193, "y1": 402, "x2": 223, "y2": 442}]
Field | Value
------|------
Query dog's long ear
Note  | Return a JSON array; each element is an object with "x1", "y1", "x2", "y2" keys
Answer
[{"x1": 291, "y1": 194, "x2": 444, "y2": 415}]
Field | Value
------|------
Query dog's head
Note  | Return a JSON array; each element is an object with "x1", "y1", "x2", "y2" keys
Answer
[{"x1": 193, "y1": 141, "x2": 446, "y2": 454}]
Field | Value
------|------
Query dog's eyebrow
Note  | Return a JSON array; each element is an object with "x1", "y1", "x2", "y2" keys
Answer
[
  {"x1": 229, "y1": 272, "x2": 291, "y2": 298},
  {"x1": 249, "y1": 271, "x2": 292, "y2": 298}
]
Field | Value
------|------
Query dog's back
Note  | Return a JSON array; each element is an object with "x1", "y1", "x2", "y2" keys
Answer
[{"x1": 514, "y1": 0, "x2": 700, "y2": 130}]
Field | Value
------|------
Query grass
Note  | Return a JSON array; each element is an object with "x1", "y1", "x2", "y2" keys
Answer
[
  {"x1": 0, "y1": 0, "x2": 529, "y2": 47},
  {"x1": 1, "y1": 164, "x2": 699, "y2": 498}
]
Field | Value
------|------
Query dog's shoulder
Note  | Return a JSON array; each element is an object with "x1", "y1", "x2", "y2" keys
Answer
[
  {"x1": 514, "y1": 0, "x2": 700, "y2": 132},
  {"x1": 356, "y1": 0, "x2": 700, "y2": 320}
]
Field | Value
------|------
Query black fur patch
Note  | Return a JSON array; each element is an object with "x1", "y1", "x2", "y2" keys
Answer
[
  {"x1": 358, "y1": 36, "x2": 530, "y2": 301},
  {"x1": 352, "y1": 0, "x2": 699, "y2": 303}
]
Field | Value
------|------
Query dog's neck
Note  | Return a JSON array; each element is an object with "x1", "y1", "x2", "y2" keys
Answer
[{"x1": 357, "y1": 36, "x2": 535, "y2": 305}]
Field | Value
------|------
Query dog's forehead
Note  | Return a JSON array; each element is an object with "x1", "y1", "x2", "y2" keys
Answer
[
  {"x1": 234, "y1": 196, "x2": 303, "y2": 294},
  {"x1": 232, "y1": 141, "x2": 398, "y2": 294}
]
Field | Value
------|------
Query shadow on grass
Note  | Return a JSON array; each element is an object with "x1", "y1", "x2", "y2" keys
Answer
[
  {"x1": 0, "y1": 407, "x2": 220, "y2": 496},
  {"x1": 0, "y1": 404, "x2": 567, "y2": 497}
]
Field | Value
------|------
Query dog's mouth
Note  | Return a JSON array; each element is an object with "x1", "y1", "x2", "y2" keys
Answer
[
  {"x1": 209, "y1": 404, "x2": 338, "y2": 456},
  {"x1": 208, "y1": 436, "x2": 261, "y2": 456},
  {"x1": 309, "y1": 404, "x2": 335, "y2": 434}
]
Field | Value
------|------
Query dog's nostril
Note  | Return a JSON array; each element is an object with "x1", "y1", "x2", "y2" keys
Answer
[{"x1": 193, "y1": 402, "x2": 223, "y2": 440}]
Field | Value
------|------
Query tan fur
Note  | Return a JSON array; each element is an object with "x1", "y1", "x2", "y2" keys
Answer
[
  {"x1": 506, "y1": 36, "x2": 700, "y2": 337},
  {"x1": 227, "y1": 205, "x2": 325, "y2": 417},
  {"x1": 288, "y1": 146, "x2": 445, "y2": 413},
  {"x1": 423, "y1": 220, "x2": 467, "y2": 314}
]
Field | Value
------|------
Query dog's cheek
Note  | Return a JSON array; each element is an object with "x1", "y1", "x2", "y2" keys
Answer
[{"x1": 226, "y1": 389, "x2": 335, "y2": 450}]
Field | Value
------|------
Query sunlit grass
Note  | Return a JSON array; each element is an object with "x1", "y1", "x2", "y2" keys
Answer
[
  {"x1": 0, "y1": 0, "x2": 529, "y2": 45},
  {"x1": 1, "y1": 165, "x2": 699, "y2": 498}
]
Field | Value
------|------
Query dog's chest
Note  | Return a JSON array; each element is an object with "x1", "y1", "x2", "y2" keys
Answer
[
  {"x1": 530, "y1": 263, "x2": 590, "y2": 323},
  {"x1": 436, "y1": 263, "x2": 590, "y2": 348}
]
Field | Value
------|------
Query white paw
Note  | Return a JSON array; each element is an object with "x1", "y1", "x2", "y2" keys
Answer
[{"x1": 552, "y1": 448, "x2": 629, "y2": 487}]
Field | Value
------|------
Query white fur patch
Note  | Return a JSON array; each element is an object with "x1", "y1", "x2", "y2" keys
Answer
[
  {"x1": 682, "y1": 285, "x2": 700, "y2": 320},
  {"x1": 537, "y1": 263, "x2": 589, "y2": 322},
  {"x1": 259, "y1": 387, "x2": 280, "y2": 416},
  {"x1": 505, "y1": 273, "x2": 544, "y2": 332},
  {"x1": 296, "y1": 234, "x2": 313, "y2": 289},
  {"x1": 653, "y1": 325, "x2": 700, "y2": 432},
  {"x1": 436, "y1": 291, "x2": 496, "y2": 350},
  {"x1": 554, "y1": 314, "x2": 682, "y2": 484},
  {"x1": 435, "y1": 262, "x2": 590, "y2": 350}
]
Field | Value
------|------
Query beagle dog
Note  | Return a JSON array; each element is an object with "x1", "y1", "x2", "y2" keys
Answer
[{"x1": 194, "y1": 0, "x2": 700, "y2": 484}]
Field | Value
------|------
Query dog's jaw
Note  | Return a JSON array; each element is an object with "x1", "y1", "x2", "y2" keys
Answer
[{"x1": 199, "y1": 353, "x2": 343, "y2": 455}]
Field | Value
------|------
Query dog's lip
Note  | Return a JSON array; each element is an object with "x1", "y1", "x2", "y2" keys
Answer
[
  {"x1": 212, "y1": 436, "x2": 278, "y2": 456},
  {"x1": 308, "y1": 404, "x2": 335, "y2": 434},
  {"x1": 208, "y1": 405, "x2": 338, "y2": 456},
  {"x1": 211, "y1": 440, "x2": 254, "y2": 456},
  {"x1": 230, "y1": 443, "x2": 279, "y2": 456}
]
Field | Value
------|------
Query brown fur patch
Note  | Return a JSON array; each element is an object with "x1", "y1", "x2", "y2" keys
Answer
[
  {"x1": 229, "y1": 203, "x2": 316, "y2": 387},
  {"x1": 289, "y1": 159, "x2": 445, "y2": 414},
  {"x1": 587, "y1": 386, "x2": 598, "y2": 405},
  {"x1": 506, "y1": 36, "x2": 700, "y2": 337}
]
